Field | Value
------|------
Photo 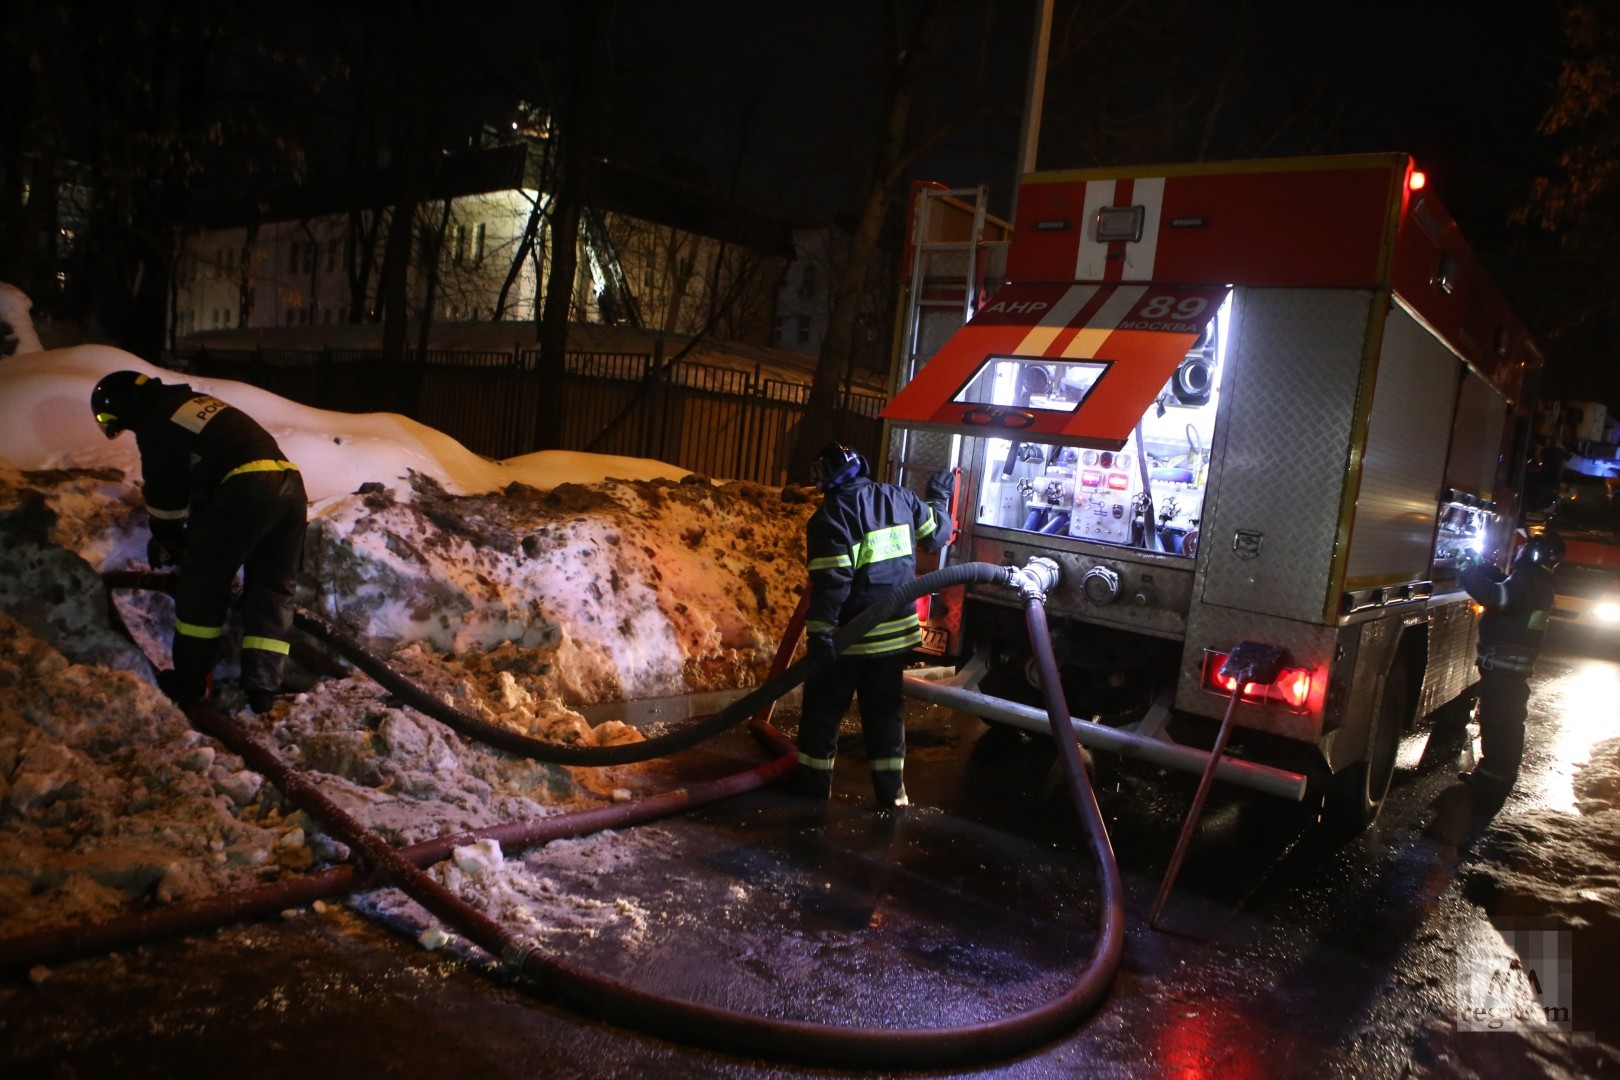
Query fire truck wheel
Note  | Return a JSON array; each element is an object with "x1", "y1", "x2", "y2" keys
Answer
[{"x1": 1323, "y1": 662, "x2": 1407, "y2": 833}]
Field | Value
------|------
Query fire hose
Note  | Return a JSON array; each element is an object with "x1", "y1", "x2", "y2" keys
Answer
[{"x1": 56, "y1": 561, "x2": 1126, "y2": 1067}]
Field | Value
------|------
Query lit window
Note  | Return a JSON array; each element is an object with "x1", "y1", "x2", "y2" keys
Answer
[{"x1": 453, "y1": 225, "x2": 466, "y2": 266}]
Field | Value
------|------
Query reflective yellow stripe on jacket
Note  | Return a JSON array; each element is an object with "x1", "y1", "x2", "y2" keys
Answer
[{"x1": 221, "y1": 459, "x2": 301, "y2": 483}]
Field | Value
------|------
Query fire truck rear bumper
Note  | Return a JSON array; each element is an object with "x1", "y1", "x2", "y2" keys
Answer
[{"x1": 902, "y1": 674, "x2": 1310, "y2": 801}]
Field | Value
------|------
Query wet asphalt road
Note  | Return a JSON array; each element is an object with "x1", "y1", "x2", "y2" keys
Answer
[{"x1": 5, "y1": 633, "x2": 1619, "y2": 1079}]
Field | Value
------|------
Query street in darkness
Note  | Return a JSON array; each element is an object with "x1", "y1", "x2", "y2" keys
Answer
[{"x1": 3, "y1": 632, "x2": 1617, "y2": 1079}]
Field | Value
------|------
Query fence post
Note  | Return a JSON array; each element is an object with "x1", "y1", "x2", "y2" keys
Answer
[{"x1": 647, "y1": 339, "x2": 664, "y2": 461}]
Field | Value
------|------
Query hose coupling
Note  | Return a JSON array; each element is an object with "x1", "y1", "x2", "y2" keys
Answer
[
  {"x1": 1007, "y1": 556, "x2": 1062, "y2": 602},
  {"x1": 501, "y1": 937, "x2": 542, "y2": 970}
]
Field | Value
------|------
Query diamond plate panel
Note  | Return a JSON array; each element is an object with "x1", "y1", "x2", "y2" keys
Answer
[
  {"x1": 1198, "y1": 288, "x2": 1375, "y2": 622},
  {"x1": 1418, "y1": 592, "x2": 1480, "y2": 716},
  {"x1": 887, "y1": 428, "x2": 956, "y2": 483},
  {"x1": 916, "y1": 307, "x2": 968, "y2": 359},
  {"x1": 918, "y1": 248, "x2": 971, "y2": 282}
]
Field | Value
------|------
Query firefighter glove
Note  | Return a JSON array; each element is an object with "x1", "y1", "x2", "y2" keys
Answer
[
  {"x1": 808, "y1": 633, "x2": 838, "y2": 667},
  {"x1": 926, "y1": 469, "x2": 955, "y2": 503}
]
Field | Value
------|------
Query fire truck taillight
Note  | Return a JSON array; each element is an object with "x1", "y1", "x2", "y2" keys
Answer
[
  {"x1": 1409, "y1": 170, "x2": 1427, "y2": 191},
  {"x1": 1201, "y1": 649, "x2": 1316, "y2": 713}
]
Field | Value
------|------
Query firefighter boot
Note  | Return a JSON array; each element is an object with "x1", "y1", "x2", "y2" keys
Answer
[
  {"x1": 790, "y1": 763, "x2": 833, "y2": 800},
  {"x1": 245, "y1": 688, "x2": 279, "y2": 714},
  {"x1": 156, "y1": 668, "x2": 212, "y2": 705},
  {"x1": 872, "y1": 768, "x2": 909, "y2": 809}
]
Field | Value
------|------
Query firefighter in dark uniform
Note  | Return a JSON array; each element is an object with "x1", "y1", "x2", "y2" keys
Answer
[
  {"x1": 795, "y1": 443, "x2": 953, "y2": 807},
  {"x1": 91, "y1": 371, "x2": 307, "y2": 713},
  {"x1": 1457, "y1": 531, "x2": 1563, "y2": 798}
]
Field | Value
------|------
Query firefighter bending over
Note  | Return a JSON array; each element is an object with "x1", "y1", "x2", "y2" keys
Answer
[
  {"x1": 794, "y1": 442, "x2": 953, "y2": 808},
  {"x1": 1456, "y1": 531, "x2": 1562, "y2": 799},
  {"x1": 91, "y1": 371, "x2": 307, "y2": 713}
]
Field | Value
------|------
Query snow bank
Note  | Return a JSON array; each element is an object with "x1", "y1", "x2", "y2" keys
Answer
[
  {"x1": 0, "y1": 347, "x2": 691, "y2": 503},
  {"x1": 0, "y1": 456, "x2": 813, "y2": 943}
]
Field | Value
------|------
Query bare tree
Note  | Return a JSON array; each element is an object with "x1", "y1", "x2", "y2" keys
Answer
[
  {"x1": 788, "y1": 0, "x2": 956, "y2": 483},
  {"x1": 1513, "y1": 0, "x2": 1620, "y2": 389}
]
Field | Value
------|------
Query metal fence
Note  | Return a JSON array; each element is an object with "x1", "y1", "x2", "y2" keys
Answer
[{"x1": 173, "y1": 344, "x2": 886, "y2": 486}]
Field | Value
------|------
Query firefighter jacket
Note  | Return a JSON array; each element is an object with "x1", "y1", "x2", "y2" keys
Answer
[
  {"x1": 128, "y1": 384, "x2": 298, "y2": 547},
  {"x1": 1460, "y1": 558, "x2": 1555, "y2": 674},
  {"x1": 805, "y1": 476, "x2": 951, "y2": 656}
]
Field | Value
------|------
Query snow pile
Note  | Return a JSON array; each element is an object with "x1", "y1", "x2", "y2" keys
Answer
[
  {"x1": 0, "y1": 610, "x2": 298, "y2": 923},
  {"x1": 0, "y1": 346, "x2": 691, "y2": 505},
  {"x1": 0, "y1": 341, "x2": 816, "y2": 946},
  {"x1": 1465, "y1": 738, "x2": 1620, "y2": 936},
  {"x1": 307, "y1": 471, "x2": 812, "y2": 701}
]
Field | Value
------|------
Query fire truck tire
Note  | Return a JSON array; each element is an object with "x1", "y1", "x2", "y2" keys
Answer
[{"x1": 1323, "y1": 662, "x2": 1406, "y2": 833}]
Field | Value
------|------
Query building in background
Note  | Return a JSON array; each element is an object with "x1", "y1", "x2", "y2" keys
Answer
[{"x1": 171, "y1": 139, "x2": 796, "y2": 352}]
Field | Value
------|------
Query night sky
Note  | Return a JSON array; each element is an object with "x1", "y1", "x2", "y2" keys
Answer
[
  {"x1": 0, "y1": 1, "x2": 1583, "y2": 384},
  {"x1": 600, "y1": 0, "x2": 1574, "y2": 382},
  {"x1": 605, "y1": 2, "x2": 1561, "y2": 226}
]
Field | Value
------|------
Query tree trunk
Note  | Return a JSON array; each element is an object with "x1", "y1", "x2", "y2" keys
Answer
[
  {"x1": 532, "y1": 5, "x2": 607, "y2": 451},
  {"x1": 494, "y1": 193, "x2": 544, "y2": 322}
]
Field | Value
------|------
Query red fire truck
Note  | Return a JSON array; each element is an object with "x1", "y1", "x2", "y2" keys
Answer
[{"x1": 883, "y1": 154, "x2": 1541, "y2": 829}]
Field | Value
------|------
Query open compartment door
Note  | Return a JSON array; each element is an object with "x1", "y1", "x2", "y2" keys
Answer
[{"x1": 882, "y1": 282, "x2": 1228, "y2": 450}]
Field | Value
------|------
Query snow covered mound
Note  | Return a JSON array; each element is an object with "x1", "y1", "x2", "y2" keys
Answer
[
  {"x1": 308, "y1": 473, "x2": 815, "y2": 702},
  {"x1": 0, "y1": 348, "x2": 692, "y2": 503},
  {"x1": 1465, "y1": 738, "x2": 1620, "y2": 935},
  {"x1": 0, "y1": 438, "x2": 815, "y2": 941}
]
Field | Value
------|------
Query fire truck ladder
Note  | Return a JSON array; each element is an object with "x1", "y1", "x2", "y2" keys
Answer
[
  {"x1": 898, "y1": 184, "x2": 991, "y2": 383},
  {"x1": 888, "y1": 184, "x2": 997, "y2": 489}
]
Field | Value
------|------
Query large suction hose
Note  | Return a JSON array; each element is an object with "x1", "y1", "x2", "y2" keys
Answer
[
  {"x1": 106, "y1": 565, "x2": 1017, "y2": 766},
  {"x1": 97, "y1": 562, "x2": 1126, "y2": 1066}
]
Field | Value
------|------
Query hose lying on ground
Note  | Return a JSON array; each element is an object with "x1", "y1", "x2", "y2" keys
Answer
[
  {"x1": 0, "y1": 600, "x2": 808, "y2": 973},
  {"x1": 95, "y1": 562, "x2": 1126, "y2": 1066}
]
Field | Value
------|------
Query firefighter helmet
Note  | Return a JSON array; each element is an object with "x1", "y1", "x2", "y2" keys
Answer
[
  {"x1": 90, "y1": 371, "x2": 157, "y2": 439},
  {"x1": 812, "y1": 442, "x2": 870, "y2": 491},
  {"x1": 1519, "y1": 531, "x2": 1566, "y2": 570}
]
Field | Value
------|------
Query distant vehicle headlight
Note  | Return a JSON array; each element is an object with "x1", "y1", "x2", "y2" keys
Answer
[{"x1": 1592, "y1": 601, "x2": 1620, "y2": 624}]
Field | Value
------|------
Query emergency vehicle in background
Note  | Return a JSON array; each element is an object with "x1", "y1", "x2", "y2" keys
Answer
[
  {"x1": 882, "y1": 153, "x2": 1542, "y2": 829},
  {"x1": 1530, "y1": 399, "x2": 1620, "y2": 643}
]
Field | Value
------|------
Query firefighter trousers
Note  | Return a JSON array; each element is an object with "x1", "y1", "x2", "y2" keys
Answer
[
  {"x1": 797, "y1": 651, "x2": 908, "y2": 802},
  {"x1": 1474, "y1": 665, "x2": 1532, "y2": 784},
  {"x1": 171, "y1": 470, "x2": 308, "y2": 697}
]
